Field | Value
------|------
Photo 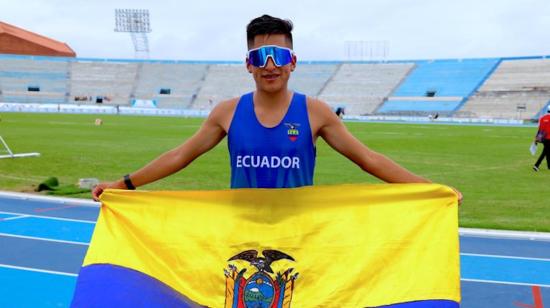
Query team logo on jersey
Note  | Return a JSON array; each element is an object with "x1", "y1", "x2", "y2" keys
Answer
[
  {"x1": 285, "y1": 123, "x2": 300, "y2": 142},
  {"x1": 224, "y1": 249, "x2": 298, "y2": 308}
]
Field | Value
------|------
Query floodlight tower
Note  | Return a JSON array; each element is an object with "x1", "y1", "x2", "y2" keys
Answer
[{"x1": 115, "y1": 9, "x2": 152, "y2": 59}]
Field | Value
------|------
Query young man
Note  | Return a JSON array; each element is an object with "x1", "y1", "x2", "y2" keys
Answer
[
  {"x1": 93, "y1": 15, "x2": 432, "y2": 200},
  {"x1": 533, "y1": 105, "x2": 550, "y2": 171}
]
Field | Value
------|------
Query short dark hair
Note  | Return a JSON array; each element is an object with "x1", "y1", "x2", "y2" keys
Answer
[{"x1": 246, "y1": 15, "x2": 293, "y2": 49}]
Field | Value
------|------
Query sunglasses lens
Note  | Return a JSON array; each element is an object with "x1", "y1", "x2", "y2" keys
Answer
[
  {"x1": 272, "y1": 47, "x2": 293, "y2": 66},
  {"x1": 248, "y1": 46, "x2": 293, "y2": 67},
  {"x1": 248, "y1": 48, "x2": 268, "y2": 67}
]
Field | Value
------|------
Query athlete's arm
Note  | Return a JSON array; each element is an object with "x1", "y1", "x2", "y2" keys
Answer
[
  {"x1": 309, "y1": 98, "x2": 430, "y2": 184},
  {"x1": 92, "y1": 100, "x2": 235, "y2": 200}
]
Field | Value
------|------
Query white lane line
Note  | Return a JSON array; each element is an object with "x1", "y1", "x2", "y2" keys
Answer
[
  {"x1": 1, "y1": 215, "x2": 30, "y2": 221},
  {"x1": 461, "y1": 253, "x2": 550, "y2": 262},
  {"x1": 0, "y1": 232, "x2": 90, "y2": 246},
  {"x1": 0, "y1": 191, "x2": 99, "y2": 207},
  {"x1": 0, "y1": 210, "x2": 96, "y2": 224},
  {"x1": 0, "y1": 263, "x2": 77, "y2": 277},
  {"x1": 461, "y1": 278, "x2": 550, "y2": 288},
  {"x1": 460, "y1": 228, "x2": 550, "y2": 241}
]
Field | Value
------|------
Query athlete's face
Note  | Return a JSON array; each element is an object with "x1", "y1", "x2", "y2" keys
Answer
[{"x1": 246, "y1": 34, "x2": 296, "y2": 94}]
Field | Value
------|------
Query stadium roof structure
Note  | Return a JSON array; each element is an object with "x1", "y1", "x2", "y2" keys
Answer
[{"x1": 0, "y1": 21, "x2": 75, "y2": 57}]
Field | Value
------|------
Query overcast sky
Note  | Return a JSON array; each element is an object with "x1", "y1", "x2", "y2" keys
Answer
[{"x1": 2, "y1": 0, "x2": 550, "y2": 61}]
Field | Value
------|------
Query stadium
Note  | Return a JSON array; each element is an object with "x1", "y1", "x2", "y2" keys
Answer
[
  {"x1": 0, "y1": 7, "x2": 549, "y2": 308},
  {"x1": 1, "y1": 45, "x2": 549, "y2": 120}
]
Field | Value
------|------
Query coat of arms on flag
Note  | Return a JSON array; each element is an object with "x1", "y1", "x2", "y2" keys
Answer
[{"x1": 225, "y1": 250, "x2": 298, "y2": 308}]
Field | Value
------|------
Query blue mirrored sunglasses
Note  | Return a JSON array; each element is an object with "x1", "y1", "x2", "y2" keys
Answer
[{"x1": 247, "y1": 45, "x2": 294, "y2": 68}]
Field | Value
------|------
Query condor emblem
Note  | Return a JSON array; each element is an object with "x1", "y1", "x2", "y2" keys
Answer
[
  {"x1": 224, "y1": 249, "x2": 298, "y2": 308},
  {"x1": 284, "y1": 123, "x2": 300, "y2": 142}
]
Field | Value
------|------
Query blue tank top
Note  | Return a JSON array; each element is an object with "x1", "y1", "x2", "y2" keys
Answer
[{"x1": 228, "y1": 92, "x2": 316, "y2": 188}]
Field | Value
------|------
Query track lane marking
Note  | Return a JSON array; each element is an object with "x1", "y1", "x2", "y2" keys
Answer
[
  {"x1": 0, "y1": 215, "x2": 30, "y2": 221},
  {"x1": 461, "y1": 253, "x2": 550, "y2": 262},
  {"x1": 0, "y1": 232, "x2": 89, "y2": 245},
  {"x1": 0, "y1": 263, "x2": 77, "y2": 277},
  {"x1": 0, "y1": 210, "x2": 96, "y2": 224},
  {"x1": 461, "y1": 278, "x2": 550, "y2": 288}
]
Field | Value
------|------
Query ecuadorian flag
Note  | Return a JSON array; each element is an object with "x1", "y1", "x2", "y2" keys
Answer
[{"x1": 71, "y1": 184, "x2": 460, "y2": 307}]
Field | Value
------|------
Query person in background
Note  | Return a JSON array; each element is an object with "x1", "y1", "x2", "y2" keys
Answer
[
  {"x1": 533, "y1": 105, "x2": 550, "y2": 171},
  {"x1": 335, "y1": 106, "x2": 345, "y2": 119}
]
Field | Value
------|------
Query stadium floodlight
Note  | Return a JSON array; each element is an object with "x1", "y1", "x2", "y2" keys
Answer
[
  {"x1": 115, "y1": 9, "x2": 152, "y2": 59},
  {"x1": 0, "y1": 136, "x2": 40, "y2": 159},
  {"x1": 345, "y1": 40, "x2": 389, "y2": 62}
]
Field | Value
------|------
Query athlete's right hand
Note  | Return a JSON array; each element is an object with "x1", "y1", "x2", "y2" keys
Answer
[{"x1": 92, "y1": 181, "x2": 126, "y2": 201}]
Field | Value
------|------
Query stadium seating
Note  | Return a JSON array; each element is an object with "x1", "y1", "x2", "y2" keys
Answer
[
  {"x1": 0, "y1": 56, "x2": 68, "y2": 104},
  {"x1": 318, "y1": 63, "x2": 414, "y2": 115},
  {"x1": 376, "y1": 58, "x2": 499, "y2": 116},
  {"x1": 70, "y1": 60, "x2": 138, "y2": 106},
  {"x1": 1, "y1": 53, "x2": 549, "y2": 119},
  {"x1": 192, "y1": 63, "x2": 253, "y2": 109},
  {"x1": 289, "y1": 63, "x2": 339, "y2": 97},
  {"x1": 135, "y1": 62, "x2": 208, "y2": 109},
  {"x1": 459, "y1": 58, "x2": 550, "y2": 119}
]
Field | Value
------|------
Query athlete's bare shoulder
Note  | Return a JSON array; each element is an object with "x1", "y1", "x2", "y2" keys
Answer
[
  {"x1": 306, "y1": 96, "x2": 334, "y2": 115},
  {"x1": 208, "y1": 97, "x2": 240, "y2": 132},
  {"x1": 306, "y1": 96, "x2": 340, "y2": 137}
]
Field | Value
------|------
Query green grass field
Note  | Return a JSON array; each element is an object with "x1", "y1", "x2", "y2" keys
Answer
[{"x1": 0, "y1": 112, "x2": 547, "y2": 232}]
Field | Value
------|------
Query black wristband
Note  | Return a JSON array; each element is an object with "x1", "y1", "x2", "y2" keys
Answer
[{"x1": 123, "y1": 174, "x2": 136, "y2": 190}]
